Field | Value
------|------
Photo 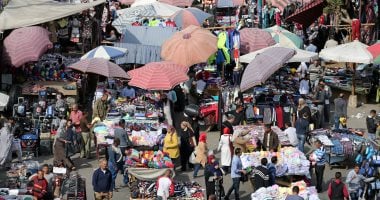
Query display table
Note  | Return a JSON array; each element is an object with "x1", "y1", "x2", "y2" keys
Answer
[
  {"x1": 128, "y1": 168, "x2": 175, "y2": 182},
  {"x1": 22, "y1": 81, "x2": 77, "y2": 97}
]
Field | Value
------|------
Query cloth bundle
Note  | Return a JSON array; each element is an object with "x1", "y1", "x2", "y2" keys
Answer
[
  {"x1": 126, "y1": 149, "x2": 174, "y2": 169},
  {"x1": 251, "y1": 181, "x2": 320, "y2": 200}
]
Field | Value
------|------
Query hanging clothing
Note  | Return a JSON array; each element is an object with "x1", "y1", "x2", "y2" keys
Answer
[
  {"x1": 217, "y1": 31, "x2": 230, "y2": 64},
  {"x1": 263, "y1": 107, "x2": 272, "y2": 124},
  {"x1": 275, "y1": 106, "x2": 284, "y2": 129},
  {"x1": 0, "y1": 126, "x2": 12, "y2": 165}
]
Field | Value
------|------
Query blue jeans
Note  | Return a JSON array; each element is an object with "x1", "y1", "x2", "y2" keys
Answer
[
  {"x1": 350, "y1": 192, "x2": 359, "y2": 200},
  {"x1": 123, "y1": 167, "x2": 129, "y2": 185},
  {"x1": 297, "y1": 134, "x2": 305, "y2": 153},
  {"x1": 108, "y1": 162, "x2": 118, "y2": 191},
  {"x1": 193, "y1": 164, "x2": 201, "y2": 177},
  {"x1": 334, "y1": 115, "x2": 340, "y2": 130},
  {"x1": 225, "y1": 177, "x2": 240, "y2": 200}
]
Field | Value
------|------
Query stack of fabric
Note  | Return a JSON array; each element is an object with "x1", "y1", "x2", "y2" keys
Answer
[
  {"x1": 251, "y1": 181, "x2": 319, "y2": 200},
  {"x1": 125, "y1": 149, "x2": 174, "y2": 169}
]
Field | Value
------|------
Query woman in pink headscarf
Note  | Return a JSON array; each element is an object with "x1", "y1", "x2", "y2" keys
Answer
[{"x1": 193, "y1": 132, "x2": 208, "y2": 178}]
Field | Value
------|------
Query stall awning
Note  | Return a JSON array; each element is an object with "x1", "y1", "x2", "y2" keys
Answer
[
  {"x1": 285, "y1": 0, "x2": 326, "y2": 27},
  {"x1": 216, "y1": 0, "x2": 244, "y2": 8},
  {"x1": 0, "y1": 0, "x2": 105, "y2": 30},
  {"x1": 115, "y1": 25, "x2": 179, "y2": 64}
]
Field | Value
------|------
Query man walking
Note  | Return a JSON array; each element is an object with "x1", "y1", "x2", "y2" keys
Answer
[
  {"x1": 253, "y1": 158, "x2": 269, "y2": 190},
  {"x1": 366, "y1": 110, "x2": 377, "y2": 139},
  {"x1": 225, "y1": 148, "x2": 245, "y2": 200},
  {"x1": 92, "y1": 158, "x2": 113, "y2": 200},
  {"x1": 79, "y1": 111, "x2": 92, "y2": 158},
  {"x1": 295, "y1": 113, "x2": 309, "y2": 152},
  {"x1": 334, "y1": 93, "x2": 347, "y2": 129},
  {"x1": 313, "y1": 140, "x2": 326, "y2": 193},
  {"x1": 327, "y1": 172, "x2": 349, "y2": 200}
]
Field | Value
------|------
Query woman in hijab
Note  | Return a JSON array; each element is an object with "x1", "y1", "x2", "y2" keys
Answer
[
  {"x1": 297, "y1": 98, "x2": 311, "y2": 123},
  {"x1": 179, "y1": 121, "x2": 196, "y2": 172},
  {"x1": 204, "y1": 156, "x2": 225, "y2": 199},
  {"x1": 163, "y1": 127, "x2": 180, "y2": 167},
  {"x1": 193, "y1": 132, "x2": 208, "y2": 178},
  {"x1": 53, "y1": 119, "x2": 75, "y2": 170}
]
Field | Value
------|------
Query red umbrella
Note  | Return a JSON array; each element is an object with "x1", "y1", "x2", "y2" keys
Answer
[
  {"x1": 286, "y1": 0, "x2": 327, "y2": 27},
  {"x1": 161, "y1": 25, "x2": 217, "y2": 67},
  {"x1": 69, "y1": 58, "x2": 130, "y2": 79},
  {"x1": 240, "y1": 28, "x2": 276, "y2": 54},
  {"x1": 367, "y1": 42, "x2": 380, "y2": 64},
  {"x1": 127, "y1": 61, "x2": 188, "y2": 90},
  {"x1": 3, "y1": 26, "x2": 53, "y2": 67}
]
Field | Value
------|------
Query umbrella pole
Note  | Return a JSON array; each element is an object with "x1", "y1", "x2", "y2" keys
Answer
[{"x1": 348, "y1": 63, "x2": 357, "y2": 108}]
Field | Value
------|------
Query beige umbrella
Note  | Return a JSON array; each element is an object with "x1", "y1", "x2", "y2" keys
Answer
[{"x1": 161, "y1": 25, "x2": 217, "y2": 67}]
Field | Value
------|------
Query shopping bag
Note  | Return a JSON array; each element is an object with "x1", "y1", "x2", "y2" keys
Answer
[{"x1": 189, "y1": 151, "x2": 197, "y2": 164}]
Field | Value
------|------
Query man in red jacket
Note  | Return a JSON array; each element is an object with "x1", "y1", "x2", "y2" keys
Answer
[
  {"x1": 327, "y1": 172, "x2": 349, "y2": 200},
  {"x1": 31, "y1": 170, "x2": 48, "y2": 200}
]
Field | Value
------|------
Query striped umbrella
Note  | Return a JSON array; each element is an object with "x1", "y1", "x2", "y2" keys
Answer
[
  {"x1": 265, "y1": 25, "x2": 303, "y2": 49},
  {"x1": 3, "y1": 26, "x2": 53, "y2": 67},
  {"x1": 240, "y1": 47, "x2": 296, "y2": 92},
  {"x1": 367, "y1": 41, "x2": 380, "y2": 64},
  {"x1": 161, "y1": 25, "x2": 217, "y2": 67},
  {"x1": 239, "y1": 28, "x2": 276, "y2": 54},
  {"x1": 69, "y1": 58, "x2": 129, "y2": 79},
  {"x1": 81, "y1": 46, "x2": 128, "y2": 60},
  {"x1": 171, "y1": 7, "x2": 212, "y2": 28},
  {"x1": 127, "y1": 61, "x2": 188, "y2": 90},
  {"x1": 267, "y1": 0, "x2": 313, "y2": 11}
]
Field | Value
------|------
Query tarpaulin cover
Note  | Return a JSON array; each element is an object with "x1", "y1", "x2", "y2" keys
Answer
[
  {"x1": 285, "y1": 0, "x2": 327, "y2": 27},
  {"x1": 114, "y1": 25, "x2": 179, "y2": 64},
  {"x1": 0, "y1": 0, "x2": 105, "y2": 30}
]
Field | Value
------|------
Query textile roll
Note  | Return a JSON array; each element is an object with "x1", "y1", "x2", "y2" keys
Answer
[{"x1": 351, "y1": 19, "x2": 361, "y2": 40}]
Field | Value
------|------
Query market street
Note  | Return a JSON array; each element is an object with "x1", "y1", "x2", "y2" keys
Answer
[{"x1": 1, "y1": 103, "x2": 377, "y2": 200}]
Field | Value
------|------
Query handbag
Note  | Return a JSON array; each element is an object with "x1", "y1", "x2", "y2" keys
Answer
[
  {"x1": 189, "y1": 135, "x2": 195, "y2": 148},
  {"x1": 189, "y1": 151, "x2": 197, "y2": 164},
  {"x1": 240, "y1": 173, "x2": 248, "y2": 182}
]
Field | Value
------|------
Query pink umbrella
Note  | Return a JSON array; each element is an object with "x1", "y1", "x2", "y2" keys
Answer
[
  {"x1": 128, "y1": 61, "x2": 188, "y2": 90},
  {"x1": 3, "y1": 26, "x2": 53, "y2": 67},
  {"x1": 119, "y1": 0, "x2": 136, "y2": 5},
  {"x1": 240, "y1": 28, "x2": 276, "y2": 54},
  {"x1": 160, "y1": 0, "x2": 193, "y2": 7},
  {"x1": 240, "y1": 47, "x2": 296, "y2": 92},
  {"x1": 69, "y1": 58, "x2": 129, "y2": 79},
  {"x1": 161, "y1": 25, "x2": 217, "y2": 67}
]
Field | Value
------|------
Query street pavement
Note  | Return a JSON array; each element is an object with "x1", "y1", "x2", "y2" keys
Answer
[{"x1": 1, "y1": 103, "x2": 378, "y2": 200}]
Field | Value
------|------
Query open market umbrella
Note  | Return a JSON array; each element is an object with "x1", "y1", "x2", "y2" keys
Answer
[
  {"x1": 69, "y1": 58, "x2": 129, "y2": 79},
  {"x1": 81, "y1": 46, "x2": 128, "y2": 60},
  {"x1": 3, "y1": 26, "x2": 53, "y2": 67},
  {"x1": 160, "y1": 0, "x2": 193, "y2": 7},
  {"x1": 161, "y1": 25, "x2": 217, "y2": 67},
  {"x1": 240, "y1": 43, "x2": 318, "y2": 63},
  {"x1": 127, "y1": 61, "x2": 188, "y2": 90},
  {"x1": 319, "y1": 40, "x2": 373, "y2": 96},
  {"x1": 265, "y1": 25, "x2": 303, "y2": 49},
  {"x1": 367, "y1": 41, "x2": 380, "y2": 64},
  {"x1": 286, "y1": 0, "x2": 327, "y2": 27},
  {"x1": 240, "y1": 47, "x2": 296, "y2": 92},
  {"x1": 239, "y1": 28, "x2": 276, "y2": 54},
  {"x1": 171, "y1": 7, "x2": 212, "y2": 28}
]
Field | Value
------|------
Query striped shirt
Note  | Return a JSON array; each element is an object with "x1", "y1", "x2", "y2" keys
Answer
[{"x1": 314, "y1": 147, "x2": 326, "y2": 166}]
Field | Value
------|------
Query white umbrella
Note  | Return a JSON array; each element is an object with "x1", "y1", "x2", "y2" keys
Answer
[
  {"x1": 240, "y1": 44, "x2": 318, "y2": 63},
  {"x1": 112, "y1": 2, "x2": 182, "y2": 32},
  {"x1": 132, "y1": 0, "x2": 157, "y2": 6},
  {"x1": 319, "y1": 40, "x2": 373, "y2": 64}
]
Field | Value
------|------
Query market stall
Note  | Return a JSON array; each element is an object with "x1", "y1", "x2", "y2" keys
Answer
[{"x1": 250, "y1": 180, "x2": 320, "y2": 200}]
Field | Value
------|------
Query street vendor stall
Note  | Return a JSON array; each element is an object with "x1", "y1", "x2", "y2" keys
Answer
[{"x1": 250, "y1": 180, "x2": 320, "y2": 200}]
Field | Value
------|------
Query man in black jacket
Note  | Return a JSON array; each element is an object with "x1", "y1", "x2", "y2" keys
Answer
[
  {"x1": 366, "y1": 110, "x2": 377, "y2": 139},
  {"x1": 92, "y1": 158, "x2": 113, "y2": 200},
  {"x1": 252, "y1": 158, "x2": 269, "y2": 191}
]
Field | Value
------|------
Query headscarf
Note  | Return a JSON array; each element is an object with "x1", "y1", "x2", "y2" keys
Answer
[
  {"x1": 207, "y1": 155, "x2": 215, "y2": 165},
  {"x1": 199, "y1": 132, "x2": 207, "y2": 143},
  {"x1": 223, "y1": 127, "x2": 230, "y2": 135}
]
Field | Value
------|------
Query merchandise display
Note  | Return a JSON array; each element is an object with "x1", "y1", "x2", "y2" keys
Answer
[
  {"x1": 126, "y1": 149, "x2": 174, "y2": 169},
  {"x1": 130, "y1": 180, "x2": 204, "y2": 199},
  {"x1": 241, "y1": 147, "x2": 310, "y2": 177},
  {"x1": 251, "y1": 181, "x2": 319, "y2": 200}
]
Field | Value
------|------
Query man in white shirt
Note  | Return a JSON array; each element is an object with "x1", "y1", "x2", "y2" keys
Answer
[
  {"x1": 299, "y1": 76, "x2": 310, "y2": 97},
  {"x1": 284, "y1": 122, "x2": 298, "y2": 147},
  {"x1": 296, "y1": 62, "x2": 308, "y2": 79},
  {"x1": 156, "y1": 169, "x2": 173, "y2": 200}
]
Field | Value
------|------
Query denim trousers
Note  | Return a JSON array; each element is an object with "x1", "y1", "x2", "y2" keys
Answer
[
  {"x1": 297, "y1": 134, "x2": 306, "y2": 153},
  {"x1": 193, "y1": 163, "x2": 201, "y2": 177},
  {"x1": 225, "y1": 177, "x2": 240, "y2": 200}
]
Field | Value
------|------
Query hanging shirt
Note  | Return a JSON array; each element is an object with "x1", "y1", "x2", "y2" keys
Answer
[{"x1": 299, "y1": 79, "x2": 310, "y2": 95}]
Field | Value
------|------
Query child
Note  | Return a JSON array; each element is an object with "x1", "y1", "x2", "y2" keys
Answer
[{"x1": 210, "y1": 159, "x2": 225, "y2": 200}]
